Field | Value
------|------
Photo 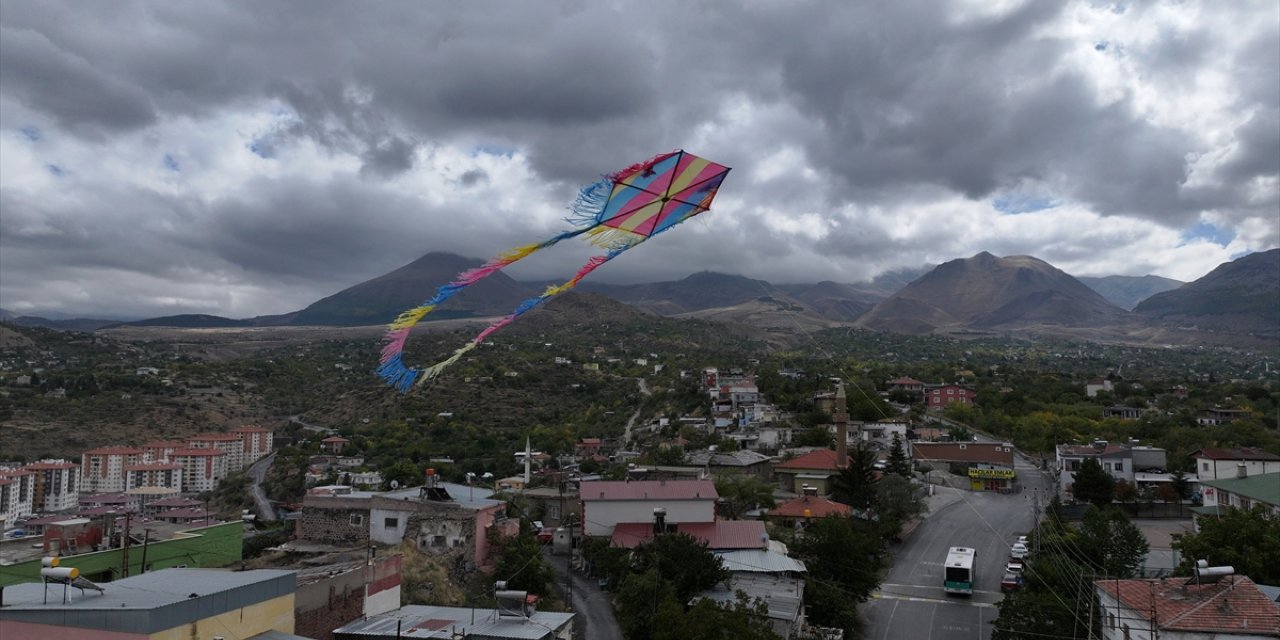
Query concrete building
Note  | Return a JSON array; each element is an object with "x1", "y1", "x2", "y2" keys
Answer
[
  {"x1": 22, "y1": 459, "x2": 80, "y2": 513},
  {"x1": 0, "y1": 568, "x2": 300, "y2": 640},
  {"x1": 925, "y1": 384, "x2": 976, "y2": 409},
  {"x1": 913, "y1": 441, "x2": 1017, "y2": 492},
  {"x1": 684, "y1": 449, "x2": 773, "y2": 479},
  {"x1": 333, "y1": 604, "x2": 574, "y2": 640},
  {"x1": 80, "y1": 446, "x2": 144, "y2": 494},
  {"x1": 0, "y1": 467, "x2": 35, "y2": 530},
  {"x1": 774, "y1": 449, "x2": 846, "y2": 495},
  {"x1": 1193, "y1": 472, "x2": 1280, "y2": 519},
  {"x1": 140, "y1": 440, "x2": 185, "y2": 463},
  {"x1": 170, "y1": 448, "x2": 228, "y2": 493},
  {"x1": 187, "y1": 433, "x2": 246, "y2": 471},
  {"x1": 124, "y1": 461, "x2": 184, "y2": 493},
  {"x1": 1094, "y1": 574, "x2": 1279, "y2": 639},
  {"x1": 1192, "y1": 447, "x2": 1280, "y2": 481},
  {"x1": 579, "y1": 479, "x2": 717, "y2": 538},
  {"x1": 699, "y1": 550, "x2": 808, "y2": 639},
  {"x1": 294, "y1": 555, "x2": 402, "y2": 640},
  {"x1": 231, "y1": 424, "x2": 274, "y2": 465},
  {"x1": 1055, "y1": 442, "x2": 1168, "y2": 487}
]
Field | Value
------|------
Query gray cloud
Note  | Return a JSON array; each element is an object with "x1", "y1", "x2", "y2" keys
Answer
[{"x1": 0, "y1": 0, "x2": 1276, "y2": 318}]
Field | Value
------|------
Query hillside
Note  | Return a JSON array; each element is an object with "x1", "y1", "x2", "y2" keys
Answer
[
  {"x1": 583, "y1": 271, "x2": 806, "y2": 315},
  {"x1": 115, "y1": 314, "x2": 254, "y2": 328},
  {"x1": 288, "y1": 252, "x2": 536, "y2": 326},
  {"x1": 856, "y1": 252, "x2": 1129, "y2": 335},
  {"x1": 1134, "y1": 248, "x2": 1280, "y2": 336},
  {"x1": 1078, "y1": 275, "x2": 1184, "y2": 310},
  {"x1": 775, "y1": 281, "x2": 883, "y2": 321}
]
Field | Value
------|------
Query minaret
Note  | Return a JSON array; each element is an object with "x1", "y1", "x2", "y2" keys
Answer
[
  {"x1": 524, "y1": 436, "x2": 532, "y2": 485},
  {"x1": 834, "y1": 381, "x2": 848, "y2": 468}
]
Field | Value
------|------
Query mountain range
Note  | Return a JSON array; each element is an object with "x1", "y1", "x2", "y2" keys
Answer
[{"x1": 3, "y1": 249, "x2": 1276, "y2": 348}]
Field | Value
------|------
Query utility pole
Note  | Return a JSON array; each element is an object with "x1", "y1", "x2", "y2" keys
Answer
[
  {"x1": 120, "y1": 511, "x2": 133, "y2": 578},
  {"x1": 138, "y1": 529, "x2": 152, "y2": 574}
]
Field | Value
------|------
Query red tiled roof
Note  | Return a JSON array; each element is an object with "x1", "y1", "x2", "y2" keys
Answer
[
  {"x1": 580, "y1": 479, "x2": 717, "y2": 501},
  {"x1": 148, "y1": 497, "x2": 203, "y2": 507},
  {"x1": 321, "y1": 436, "x2": 350, "y2": 443},
  {"x1": 83, "y1": 446, "x2": 145, "y2": 455},
  {"x1": 775, "y1": 449, "x2": 844, "y2": 471},
  {"x1": 1096, "y1": 576, "x2": 1280, "y2": 635},
  {"x1": 1193, "y1": 447, "x2": 1280, "y2": 462},
  {"x1": 767, "y1": 495, "x2": 853, "y2": 519},
  {"x1": 0, "y1": 468, "x2": 33, "y2": 477},
  {"x1": 611, "y1": 520, "x2": 768, "y2": 550},
  {"x1": 914, "y1": 442, "x2": 1014, "y2": 465}
]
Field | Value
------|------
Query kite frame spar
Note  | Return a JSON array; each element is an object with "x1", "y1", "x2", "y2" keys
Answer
[{"x1": 378, "y1": 149, "x2": 731, "y2": 392}]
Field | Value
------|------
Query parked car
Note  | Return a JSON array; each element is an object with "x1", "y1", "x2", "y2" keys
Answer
[
  {"x1": 1007, "y1": 559, "x2": 1025, "y2": 574},
  {"x1": 1011, "y1": 542, "x2": 1029, "y2": 559},
  {"x1": 1016, "y1": 535, "x2": 1028, "y2": 546},
  {"x1": 536, "y1": 527, "x2": 556, "y2": 544},
  {"x1": 1000, "y1": 572, "x2": 1023, "y2": 592}
]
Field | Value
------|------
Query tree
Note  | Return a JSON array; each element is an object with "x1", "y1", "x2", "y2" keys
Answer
[
  {"x1": 794, "y1": 425, "x2": 833, "y2": 447},
  {"x1": 1113, "y1": 479, "x2": 1138, "y2": 503},
  {"x1": 1073, "y1": 506, "x2": 1149, "y2": 578},
  {"x1": 714, "y1": 474, "x2": 777, "y2": 520},
  {"x1": 490, "y1": 529, "x2": 555, "y2": 595},
  {"x1": 1069, "y1": 458, "x2": 1114, "y2": 506},
  {"x1": 789, "y1": 515, "x2": 884, "y2": 637},
  {"x1": 831, "y1": 442, "x2": 879, "y2": 511},
  {"x1": 873, "y1": 474, "x2": 927, "y2": 538},
  {"x1": 1172, "y1": 505, "x2": 1280, "y2": 584},
  {"x1": 886, "y1": 432, "x2": 911, "y2": 478},
  {"x1": 1170, "y1": 470, "x2": 1191, "y2": 501}
]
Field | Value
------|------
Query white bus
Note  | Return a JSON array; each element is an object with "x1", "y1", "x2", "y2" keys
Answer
[{"x1": 943, "y1": 546, "x2": 976, "y2": 595}]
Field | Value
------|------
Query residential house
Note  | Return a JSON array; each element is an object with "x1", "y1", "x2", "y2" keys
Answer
[
  {"x1": 774, "y1": 449, "x2": 846, "y2": 495},
  {"x1": 766, "y1": 486, "x2": 853, "y2": 530},
  {"x1": 1197, "y1": 407, "x2": 1250, "y2": 426},
  {"x1": 913, "y1": 442, "x2": 1017, "y2": 492},
  {"x1": 80, "y1": 446, "x2": 144, "y2": 494},
  {"x1": 320, "y1": 436, "x2": 350, "y2": 454},
  {"x1": 303, "y1": 478, "x2": 517, "y2": 572},
  {"x1": 1193, "y1": 471, "x2": 1280, "y2": 520},
  {"x1": 22, "y1": 459, "x2": 79, "y2": 512},
  {"x1": 859, "y1": 420, "x2": 910, "y2": 446},
  {"x1": 579, "y1": 479, "x2": 717, "y2": 538},
  {"x1": 684, "y1": 449, "x2": 773, "y2": 480},
  {"x1": 1085, "y1": 378, "x2": 1114, "y2": 398},
  {"x1": 293, "y1": 555, "x2": 402, "y2": 640},
  {"x1": 334, "y1": 603, "x2": 574, "y2": 640},
  {"x1": 142, "y1": 496, "x2": 203, "y2": 517},
  {"x1": 699, "y1": 549, "x2": 808, "y2": 639},
  {"x1": 1055, "y1": 442, "x2": 1168, "y2": 488},
  {"x1": 1094, "y1": 574, "x2": 1279, "y2": 639},
  {"x1": 925, "y1": 384, "x2": 976, "y2": 410},
  {"x1": 1102, "y1": 405, "x2": 1144, "y2": 420},
  {"x1": 886, "y1": 376, "x2": 924, "y2": 394},
  {"x1": 520, "y1": 486, "x2": 581, "y2": 528},
  {"x1": 0, "y1": 568, "x2": 300, "y2": 639},
  {"x1": 1192, "y1": 448, "x2": 1280, "y2": 481}
]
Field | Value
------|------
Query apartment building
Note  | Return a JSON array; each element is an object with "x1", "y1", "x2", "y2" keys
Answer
[
  {"x1": 124, "y1": 461, "x2": 184, "y2": 493},
  {"x1": 80, "y1": 446, "x2": 144, "y2": 494},
  {"x1": 0, "y1": 468, "x2": 35, "y2": 529},
  {"x1": 22, "y1": 459, "x2": 80, "y2": 512},
  {"x1": 187, "y1": 433, "x2": 246, "y2": 471},
  {"x1": 170, "y1": 448, "x2": 228, "y2": 493}
]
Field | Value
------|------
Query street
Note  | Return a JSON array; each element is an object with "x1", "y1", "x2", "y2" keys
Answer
[
  {"x1": 861, "y1": 452, "x2": 1053, "y2": 640},
  {"x1": 543, "y1": 548, "x2": 623, "y2": 640},
  {"x1": 247, "y1": 451, "x2": 277, "y2": 522}
]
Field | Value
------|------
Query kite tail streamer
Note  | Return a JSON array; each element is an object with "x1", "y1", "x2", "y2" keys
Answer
[{"x1": 418, "y1": 250, "x2": 625, "y2": 382}]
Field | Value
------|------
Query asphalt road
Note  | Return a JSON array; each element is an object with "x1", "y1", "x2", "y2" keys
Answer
[
  {"x1": 247, "y1": 451, "x2": 278, "y2": 522},
  {"x1": 861, "y1": 453, "x2": 1054, "y2": 640},
  {"x1": 544, "y1": 548, "x2": 622, "y2": 640}
]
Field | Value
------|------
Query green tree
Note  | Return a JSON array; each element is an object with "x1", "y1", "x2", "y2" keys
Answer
[
  {"x1": 831, "y1": 442, "x2": 880, "y2": 511},
  {"x1": 714, "y1": 474, "x2": 777, "y2": 520},
  {"x1": 382, "y1": 459, "x2": 423, "y2": 489},
  {"x1": 789, "y1": 515, "x2": 884, "y2": 638},
  {"x1": 886, "y1": 432, "x2": 911, "y2": 478},
  {"x1": 794, "y1": 425, "x2": 834, "y2": 447},
  {"x1": 1170, "y1": 470, "x2": 1191, "y2": 501},
  {"x1": 873, "y1": 474, "x2": 927, "y2": 536},
  {"x1": 491, "y1": 530, "x2": 555, "y2": 595},
  {"x1": 1069, "y1": 458, "x2": 1114, "y2": 506},
  {"x1": 1172, "y1": 505, "x2": 1280, "y2": 584},
  {"x1": 629, "y1": 533, "x2": 729, "y2": 603},
  {"x1": 1073, "y1": 506, "x2": 1149, "y2": 578}
]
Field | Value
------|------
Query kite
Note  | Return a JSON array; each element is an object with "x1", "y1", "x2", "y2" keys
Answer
[{"x1": 377, "y1": 149, "x2": 732, "y2": 392}]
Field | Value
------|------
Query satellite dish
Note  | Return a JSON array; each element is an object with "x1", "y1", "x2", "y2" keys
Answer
[{"x1": 390, "y1": 480, "x2": 400, "y2": 489}]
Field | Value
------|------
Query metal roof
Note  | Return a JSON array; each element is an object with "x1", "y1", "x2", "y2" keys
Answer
[
  {"x1": 715, "y1": 549, "x2": 807, "y2": 574},
  {"x1": 1199, "y1": 471, "x2": 1280, "y2": 505},
  {"x1": 698, "y1": 573, "x2": 804, "y2": 622},
  {"x1": 332, "y1": 604, "x2": 574, "y2": 639},
  {"x1": 0, "y1": 569, "x2": 295, "y2": 634},
  {"x1": 580, "y1": 479, "x2": 717, "y2": 501}
]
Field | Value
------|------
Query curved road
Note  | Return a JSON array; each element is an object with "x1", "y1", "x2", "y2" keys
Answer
[
  {"x1": 247, "y1": 452, "x2": 278, "y2": 522},
  {"x1": 622, "y1": 377, "x2": 651, "y2": 446}
]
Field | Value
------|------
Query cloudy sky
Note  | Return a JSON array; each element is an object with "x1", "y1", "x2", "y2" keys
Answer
[{"x1": 1, "y1": 0, "x2": 1276, "y2": 319}]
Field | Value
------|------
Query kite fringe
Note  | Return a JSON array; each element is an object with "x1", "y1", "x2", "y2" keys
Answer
[
  {"x1": 566, "y1": 177, "x2": 613, "y2": 227},
  {"x1": 607, "y1": 150, "x2": 677, "y2": 181},
  {"x1": 583, "y1": 226, "x2": 645, "y2": 250}
]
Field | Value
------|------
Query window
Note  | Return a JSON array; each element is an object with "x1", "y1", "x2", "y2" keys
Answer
[
  {"x1": 959, "y1": 444, "x2": 967, "y2": 450},
  {"x1": 1115, "y1": 461, "x2": 1123, "y2": 472},
  {"x1": 1108, "y1": 613, "x2": 1116, "y2": 629},
  {"x1": 1202, "y1": 462, "x2": 1209, "y2": 471},
  {"x1": 349, "y1": 514, "x2": 364, "y2": 526},
  {"x1": 384, "y1": 517, "x2": 398, "y2": 529},
  {"x1": 1122, "y1": 624, "x2": 1130, "y2": 640}
]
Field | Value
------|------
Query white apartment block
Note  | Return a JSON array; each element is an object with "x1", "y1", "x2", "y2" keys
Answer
[
  {"x1": 81, "y1": 446, "x2": 144, "y2": 494},
  {"x1": 230, "y1": 425, "x2": 273, "y2": 466},
  {"x1": 141, "y1": 440, "x2": 186, "y2": 463},
  {"x1": 124, "y1": 462, "x2": 184, "y2": 493},
  {"x1": 22, "y1": 459, "x2": 80, "y2": 512},
  {"x1": 171, "y1": 448, "x2": 228, "y2": 493},
  {"x1": 0, "y1": 468, "x2": 36, "y2": 529},
  {"x1": 187, "y1": 434, "x2": 246, "y2": 471}
]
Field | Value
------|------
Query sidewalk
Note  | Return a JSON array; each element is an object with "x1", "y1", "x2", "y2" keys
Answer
[{"x1": 900, "y1": 485, "x2": 965, "y2": 538}]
